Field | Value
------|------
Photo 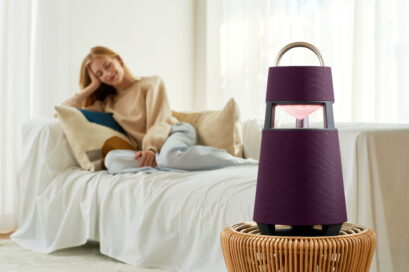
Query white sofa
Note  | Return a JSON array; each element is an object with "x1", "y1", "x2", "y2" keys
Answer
[{"x1": 12, "y1": 118, "x2": 409, "y2": 272}]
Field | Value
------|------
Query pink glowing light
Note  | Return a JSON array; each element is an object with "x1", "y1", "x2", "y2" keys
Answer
[{"x1": 277, "y1": 104, "x2": 322, "y2": 120}]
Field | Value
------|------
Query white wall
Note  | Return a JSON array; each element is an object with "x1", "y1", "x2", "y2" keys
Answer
[{"x1": 69, "y1": 0, "x2": 195, "y2": 111}]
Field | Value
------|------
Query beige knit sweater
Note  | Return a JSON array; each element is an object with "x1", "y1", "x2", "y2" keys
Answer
[{"x1": 63, "y1": 76, "x2": 178, "y2": 152}]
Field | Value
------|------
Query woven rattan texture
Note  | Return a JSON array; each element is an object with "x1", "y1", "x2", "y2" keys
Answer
[{"x1": 221, "y1": 222, "x2": 376, "y2": 272}]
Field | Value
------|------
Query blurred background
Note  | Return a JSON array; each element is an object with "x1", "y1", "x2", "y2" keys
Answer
[{"x1": 1, "y1": 0, "x2": 409, "y2": 232}]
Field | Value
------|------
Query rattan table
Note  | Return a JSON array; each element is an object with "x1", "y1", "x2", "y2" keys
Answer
[{"x1": 221, "y1": 222, "x2": 376, "y2": 272}]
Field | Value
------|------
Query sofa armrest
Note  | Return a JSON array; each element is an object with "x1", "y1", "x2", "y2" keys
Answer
[{"x1": 16, "y1": 118, "x2": 78, "y2": 225}]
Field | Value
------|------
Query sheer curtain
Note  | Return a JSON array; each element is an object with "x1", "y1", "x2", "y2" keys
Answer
[
  {"x1": 208, "y1": 0, "x2": 409, "y2": 122},
  {"x1": 0, "y1": 0, "x2": 70, "y2": 233}
]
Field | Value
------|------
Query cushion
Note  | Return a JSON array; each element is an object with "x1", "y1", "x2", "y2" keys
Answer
[
  {"x1": 241, "y1": 118, "x2": 263, "y2": 160},
  {"x1": 55, "y1": 106, "x2": 135, "y2": 171},
  {"x1": 172, "y1": 98, "x2": 243, "y2": 157},
  {"x1": 79, "y1": 109, "x2": 126, "y2": 134}
]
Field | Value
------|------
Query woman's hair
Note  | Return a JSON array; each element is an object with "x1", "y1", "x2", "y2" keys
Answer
[{"x1": 79, "y1": 46, "x2": 134, "y2": 107}]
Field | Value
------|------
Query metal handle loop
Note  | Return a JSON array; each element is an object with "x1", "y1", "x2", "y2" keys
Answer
[{"x1": 275, "y1": 42, "x2": 325, "y2": 66}]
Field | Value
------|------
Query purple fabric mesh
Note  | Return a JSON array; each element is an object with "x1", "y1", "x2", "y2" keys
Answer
[{"x1": 266, "y1": 66, "x2": 334, "y2": 101}]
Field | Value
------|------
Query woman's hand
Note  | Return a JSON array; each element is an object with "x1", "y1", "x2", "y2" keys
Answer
[
  {"x1": 134, "y1": 149, "x2": 157, "y2": 167},
  {"x1": 86, "y1": 66, "x2": 101, "y2": 90}
]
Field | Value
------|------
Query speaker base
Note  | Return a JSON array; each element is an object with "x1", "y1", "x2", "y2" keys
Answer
[{"x1": 257, "y1": 223, "x2": 342, "y2": 236}]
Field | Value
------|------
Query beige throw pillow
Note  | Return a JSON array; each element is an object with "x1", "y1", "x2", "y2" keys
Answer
[
  {"x1": 172, "y1": 98, "x2": 243, "y2": 157},
  {"x1": 55, "y1": 105, "x2": 135, "y2": 171}
]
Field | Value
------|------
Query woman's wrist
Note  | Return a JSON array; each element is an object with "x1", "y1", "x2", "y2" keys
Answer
[
  {"x1": 74, "y1": 85, "x2": 98, "y2": 103},
  {"x1": 82, "y1": 84, "x2": 98, "y2": 94},
  {"x1": 147, "y1": 149, "x2": 157, "y2": 154}
]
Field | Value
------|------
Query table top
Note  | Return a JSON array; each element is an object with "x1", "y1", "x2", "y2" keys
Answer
[{"x1": 229, "y1": 222, "x2": 372, "y2": 238}]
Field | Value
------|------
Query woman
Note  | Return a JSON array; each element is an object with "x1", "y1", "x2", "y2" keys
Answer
[
  {"x1": 63, "y1": 46, "x2": 256, "y2": 174},
  {"x1": 63, "y1": 46, "x2": 177, "y2": 168}
]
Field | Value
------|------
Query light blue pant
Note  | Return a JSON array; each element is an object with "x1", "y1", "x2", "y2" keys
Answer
[{"x1": 105, "y1": 122, "x2": 257, "y2": 174}]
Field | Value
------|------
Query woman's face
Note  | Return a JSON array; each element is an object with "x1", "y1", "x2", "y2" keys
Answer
[{"x1": 89, "y1": 56, "x2": 125, "y2": 87}]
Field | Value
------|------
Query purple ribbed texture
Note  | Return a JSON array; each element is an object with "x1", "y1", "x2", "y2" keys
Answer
[
  {"x1": 253, "y1": 130, "x2": 347, "y2": 225},
  {"x1": 266, "y1": 66, "x2": 334, "y2": 101}
]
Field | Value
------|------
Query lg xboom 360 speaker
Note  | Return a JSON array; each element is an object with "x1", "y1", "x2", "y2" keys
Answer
[{"x1": 253, "y1": 42, "x2": 347, "y2": 236}]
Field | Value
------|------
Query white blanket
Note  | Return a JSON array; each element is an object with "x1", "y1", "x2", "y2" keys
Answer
[
  {"x1": 13, "y1": 165, "x2": 257, "y2": 271},
  {"x1": 12, "y1": 119, "x2": 409, "y2": 272},
  {"x1": 12, "y1": 119, "x2": 257, "y2": 271}
]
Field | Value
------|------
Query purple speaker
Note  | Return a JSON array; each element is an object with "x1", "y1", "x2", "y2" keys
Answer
[{"x1": 253, "y1": 42, "x2": 347, "y2": 236}]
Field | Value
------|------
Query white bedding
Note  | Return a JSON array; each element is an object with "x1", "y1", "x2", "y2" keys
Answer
[
  {"x1": 12, "y1": 119, "x2": 409, "y2": 272},
  {"x1": 14, "y1": 165, "x2": 257, "y2": 271},
  {"x1": 12, "y1": 119, "x2": 257, "y2": 271}
]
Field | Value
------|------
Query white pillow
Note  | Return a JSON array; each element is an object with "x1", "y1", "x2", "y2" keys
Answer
[{"x1": 241, "y1": 118, "x2": 263, "y2": 160}]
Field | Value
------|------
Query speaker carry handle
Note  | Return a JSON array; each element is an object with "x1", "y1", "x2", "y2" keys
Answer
[{"x1": 275, "y1": 41, "x2": 325, "y2": 67}]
